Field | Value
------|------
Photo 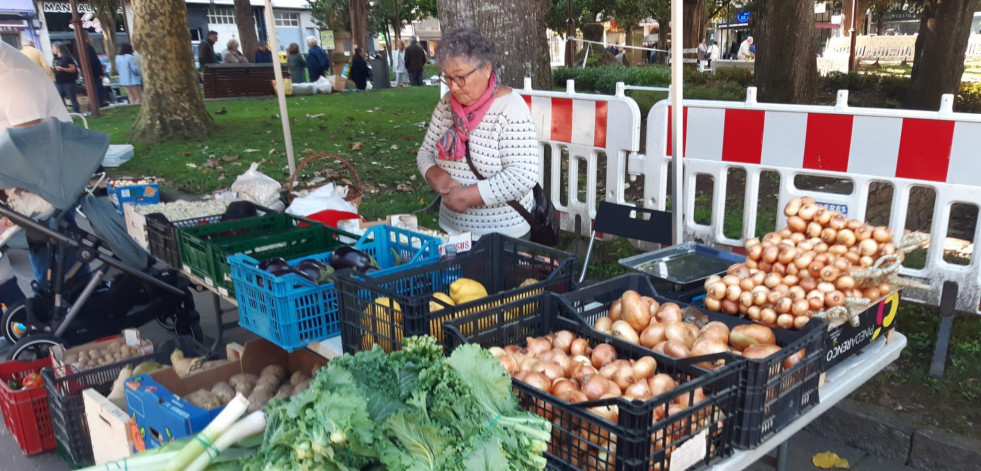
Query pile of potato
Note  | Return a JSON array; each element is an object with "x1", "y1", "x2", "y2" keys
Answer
[
  {"x1": 62, "y1": 340, "x2": 152, "y2": 371},
  {"x1": 184, "y1": 364, "x2": 319, "y2": 413},
  {"x1": 703, "y1": 197, "x2": 897, "y2": 329}
]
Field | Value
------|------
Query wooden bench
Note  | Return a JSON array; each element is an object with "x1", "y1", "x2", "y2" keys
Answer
[{"x1": 202, "y1": 64, "x2": 287, "y2": 99}]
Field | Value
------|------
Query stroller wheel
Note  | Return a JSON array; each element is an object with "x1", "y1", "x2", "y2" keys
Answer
[
  {"x1": 1, "y1": 300, "x2": 39, "y2": 344},
  {"x1": 7, "y1": 333, "x2": 63, "y2": 361}
]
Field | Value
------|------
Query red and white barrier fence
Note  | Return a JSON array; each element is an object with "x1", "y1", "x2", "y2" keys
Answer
[
  {"x1": 518, "y1": 78, "x2": 642, "y2": 236},
  {"x1": 640, "y1": 88, "x2": 981, "y2": 314}
]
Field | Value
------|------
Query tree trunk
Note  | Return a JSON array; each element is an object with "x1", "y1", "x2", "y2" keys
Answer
[
  {"x1": 91, "y1": 0, "x2": 119, "y2": 75},
  {"x1": 436, "y1": 0, "x2": 551, "y2": 89},
  {"x1": 233, "y1": 0, "x2": 258, "y2": 61},
  {"x1": 905, "y1": 0, "x2": 977, "y2": 110},
  {"x1": 130, "y1": 0, "x2": 214, "y2": 142},
  {"x1": 755, "y1": 0, "x2": 817, "y2": 104},
  {"x1": 683, "y1": 0, "x2": 705, "y2": 49},
  {"x1": 350, "y1": 0, "x2": 368, "y2": 50}
]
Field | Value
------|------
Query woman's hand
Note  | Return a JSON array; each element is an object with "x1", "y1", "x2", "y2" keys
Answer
[
  {"x1": 443, "y1": 185, "x2": 483, "y2": 213},
  {"x1": 424, "y1": 167, "x2": 461, "y2": 196}
]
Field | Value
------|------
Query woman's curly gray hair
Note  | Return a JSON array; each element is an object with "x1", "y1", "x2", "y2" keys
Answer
[{"x1": 435, "y1": 28, "x2": 497, "y2": 70}]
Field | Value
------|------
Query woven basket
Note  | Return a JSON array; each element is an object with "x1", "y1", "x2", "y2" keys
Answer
[{"x1": 286, "y1": 153, "x2": 363, "y2": 208}]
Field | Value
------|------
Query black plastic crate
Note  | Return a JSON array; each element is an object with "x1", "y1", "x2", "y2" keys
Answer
[
  {"x1": 145, "y1": 201, "x2": 270, "y2": 268},
  {"x1": 555, "y1": 274, "x2": 826, "y2": 450},
  {"x1": 443, "y1": 293, "x2": 742, "y2": 471},
  {"x1": 336, "y1": 233, "x2": 577, "y2": 353},
  {"x1": 42, "y1": 352, "x2": 171, "y2": 468}
]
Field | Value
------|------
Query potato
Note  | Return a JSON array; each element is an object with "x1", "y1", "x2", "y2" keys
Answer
[
  {"x1": 246, "y1": 387, "x2": 274, "y2": 413},
  {"x1": 256, "y1": 375, "x2": 280, "y2": 390},
  {"x1": 274, "y1": 384, "x2": 293, "y2": 400},
  {"x1": 292, "y1": 379, "x2": 312, "y2": 397},
  {"x1": 259, "y1": 365, "x2": 287, "y2": 383},
  {"x1": 211, "y1": 382, "x2": 236, "y2": 404},
  {"x1": 229, "y1": 373, "x2": 258, "y2": 396},
  {"x1": 185, "y1": 389, "x2": 222, "y2": 410},
  {"x1": 289, "y1": 370, "x2": 310, "y2": 387},
  {"x1": 64, "y1": 354, "x2": 78, "y2": 364}
]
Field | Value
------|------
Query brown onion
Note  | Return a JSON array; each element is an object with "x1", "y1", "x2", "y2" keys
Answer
[
  {"x1": 776, "y1": 297, "x2": 793, "y2": 314},
  {"x1": 783, "y1": 274, "x2": 800, "y2": 287},
  {"x1": 640, "y1": 322, "x2": 668, "y2": 348},
  {"x1": 742, "y1": 344, "x2": 782, "y2": 360},
  {"x1": 591, "y1": 344, "x2": 617, "y2": 368},
  {"x1": 609, "y1": 299, "x2": 623, "y2": 321},
  {"x1": 798, "y1": 203, "x2": 818, "y2": 221},
  {"x1": 785, "y1": 197, "x2": 803, "y2": 217},
  {"x1": 799, "y1": 277, "x2": 818, "y2": 292},
  {"x1": 858, "y1": 238, "x2": 879, "y2": 257},
  {"x1": 837, "y1": 229, "x2": 856, "y2": 247},
  {"x1": 658, "y1": 303, "x2": 683, "y2": 322},
  {"x1": 793, "y1": 315, "x2": 811, "y2": 330},
  {"x1": 526, "y1": 337, "x2": 552, "y2": 355},
  {"x1": 762, "y1": 245, "x2": 779, "y2": 264},
  {"x1": 820, "y1": 265, "x2": 840, "y2": 282},
  {"x1": 760, "y1": 308, "x2": 778, "y2": 326},
  {"x1": 777, "y1": 313, "x2": 795, "y2": 329},
  {"x1": 704, "y1": 274, "x2": 723, "y2": 290},
  {"x1": 613, "y1": 364, "x2": 638, "y2": 390},
  {"x1": 795, "y1": 252, "x2": 815, "y2": 270},
  {"x1": 582, "y1": 375, "x2": 614, "y2": 400},
  {"x1": 752, "y1": 286, "x2": 769, "y2": 306},
  {"x1": 814, "y1": 242, "x2": 829, "y2": 254},
  {"x1": 748, "y1": 306, "x2": 762, "y2": 321},
  {"x1": 818, "y1": 282, "x2": 836, "y2": 293},
  {"x1": 649, "y1": 373, "x2": 678, "y2": 396},
  {"x1": 815, "y1": 208, "x2": 832, "y2": 225},
  {"x1": 550, "y1": 378, "x2": 578, "y2": 397},
  {"x1": 788, "y1": 285, "x2": 806, "y2": 301},
  {"x1": 745, "y1": 257, "x2": 758, "y2": 269},
  {"x1": 792, "y1": 299, "x2": 810, "y2": 317},
  {"x1": 778, "y1": 228, "x2": 793, "y2": 239},
  {"x1": 836, "y1": 275, "x2": 856, "y2": 290},
  {"x1": 807, "y1": 290, "x2": 825, "y2": 310},
  {"x1": 880, "y1": 242, "x2": 896, "y2": 256},
  {"x1": 624, "y1": 381, "x2": 652, "y2": 401},
  {"x1": 859, "y1": 256, "x2": 874, "y2": 268},
  {"x1": 663, "y1": 341, "x2": 691, "y2": 359},
  {"x1": 739, "y1": 291, "x2": 754, "y2": 308},
  {"x1": 820, "y1": 227, "x2": 837, "y2": 244},
  {"x1": 856, "y1": 225, "x2": 873, "y2": 241},
  {"x1": 806, "y1": 221, "x2": 823, "y2": 238},
  {"x1": 758, "y1": 261, "x2": 773, "y2": 273},
  {"x1": 873, "y1": 227, "x2": 893, "y2": 243},
  {"x1": 783, "y1": 348, "x2": 807, "y2": 369},
  {"x1": 730, "y1": 324, "x2": 777, "y2": 350},
  {"x1": 665, "y1": 322, "x2": 697, "y2": 348},
  {"x1": 498, "y1": 355, "x2": 518, "y2": 375},
  {"x1": 572, "y1": 363, "x2": 597, "y2": 384},
  {"x1": 632, "y1": 356, "x2": 658, "y2": 378},
  {"x1": 611, "y1": 320, "x2": 640, "y2": 345},
  {"x1": 790, "y1": 233, "x2": 806, "y2": 244},
  {"x1": 778, "y1": 246, "x2": 798, "y2": 265},
  {"x1": 745, "y1": 237, "x2": 762, "y2": 248},
  {"x1": 739, "y1": 277, "x2": 756, "y2": 292},
  {"x1": 833, "y1": 256, "x2": 851, "y2": 272},
  {"x1": 829, "y1": 213, "x2": 847, "y2": 230},
  {"x1": 552, "y1": 330, "x2": 575, "y2": 353},
  {"x1": 594, "y1": 317, "x2": 613, "y2": 333},
  {"x1": 521, "y1": 371, "x2": 551, "y2": 392},
  {"x1": 787, "y1": 216, "x2": 806, "y2": 233},
  {"x1": 570, "y1": 338, "x2": 591, "y2": 357},
  {"x1": 826, "y1": 290, "x2": 845, "y2": 307},
  {"x1": 747, "y1": 244, "x2": 764, "y2": 261},
  {"x1": 704, "y1": 297, "x2": 722, "y2": 311},
  {"x1": 690, "y1": 338, "x2": 728, "y2": 369},
  {"x1": 878, "y1": 283, "x2": 891, "y2": 296},
  {"x1": 765, "y1": 273, "x2": 783, "y2": 289},
  {"x1": 721, "y1": 299, "x2": 740, "y2": 315},
  {"x1": 862, "y1": 287, "x2": 881, "y2": 300},
  {"x1": 808, "y1": 261, "x2": 825, "y2": 278},
  {"x1": 539, "y1": 362, "x2": 566, "y2": 382},
  {"x1": 722, "y1": 275, "x2": 740, "y2": 286}
]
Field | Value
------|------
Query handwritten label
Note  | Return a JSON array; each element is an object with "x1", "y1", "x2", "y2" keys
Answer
[
  {"x1": 669, "y1": 429, "x2": 707, "y2": 471},
  {"x1": 439, "y1": 232, "x2": 473, "y2": 255}
]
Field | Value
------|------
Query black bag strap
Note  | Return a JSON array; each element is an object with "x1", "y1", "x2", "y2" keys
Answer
[{"x1": 464, "y1": 145, "x2": 535, "y2": 225}]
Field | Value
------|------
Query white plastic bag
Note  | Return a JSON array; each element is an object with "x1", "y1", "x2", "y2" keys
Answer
[
  {"x1": 286, "y1": 183, "x2": 357, "y2": 217},
  {"x1": 313, "y1": 76, "x2": 333, "y2": 94},
  {"x1": 231, "y1": 163, "x2": 284, "y2": 211}
]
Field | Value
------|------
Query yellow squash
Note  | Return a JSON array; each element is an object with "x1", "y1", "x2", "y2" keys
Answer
[
  {"x1": 449, "y1": 278, "x2": 488, "y2": 305},
  {"x1": 361, "y1": 297, "x2": 402, "y2": 353}
]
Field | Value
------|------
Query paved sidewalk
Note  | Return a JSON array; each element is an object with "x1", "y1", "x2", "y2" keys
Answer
[{"x1": 746, "y1": 430, "x2": 916, "y2": 471}]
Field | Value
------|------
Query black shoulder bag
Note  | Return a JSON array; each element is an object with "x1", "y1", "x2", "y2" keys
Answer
[{"x1": 465, "y1": 148, "x2": 560, "y2": 246}]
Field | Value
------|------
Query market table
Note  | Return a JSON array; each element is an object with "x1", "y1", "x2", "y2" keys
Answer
[{"x1": 706, "y1": 332, "x2": 908, "y2": 471}]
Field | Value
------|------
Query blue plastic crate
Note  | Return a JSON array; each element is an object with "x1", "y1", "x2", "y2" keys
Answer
[{"x1": 229, "y1": 225, "x2": 442, "y2": 351}]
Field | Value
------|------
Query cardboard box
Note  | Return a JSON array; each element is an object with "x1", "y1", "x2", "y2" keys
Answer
[
  {"x1": 108, "y1": 179, "x2": 160, "y2": 212},
  {"x1": 125, "y1": 339, "x2": 327, "y2": 450},
  {"x1": 50, "y1": 329, "x2": 153, "y2": 377},
  {"x1": 123, "y1": 204, "x2": 149, "y2": 250},
  {"x1": 822, "y1": 291, "x2": 900, "y2": 371},
  {"x1": 82, "y1": 389, "x2": 134, "y2": 465}
]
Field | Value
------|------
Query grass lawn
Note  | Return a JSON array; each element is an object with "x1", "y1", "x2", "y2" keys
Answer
[{"x1": 88, "y1": 86, "x2": 979, "y2": 441}]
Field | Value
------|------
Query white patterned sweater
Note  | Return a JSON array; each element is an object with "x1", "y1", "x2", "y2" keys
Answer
[{"x1": 417, "y1": 91, "x2": 540, "y2": 238}]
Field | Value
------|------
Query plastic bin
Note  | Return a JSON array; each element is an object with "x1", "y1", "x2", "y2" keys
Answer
[
  {"x1": 336, "y1": 233, "x2": 577, "y2": 354},
  {"x1": 42, "y1": 353, "x2": 171, "y2": 467},
  {"x1": 555, "y1": 274, "x2": 826, "y2": 450},
  {"x1": 0, "y1": 358, "x2": 56, "y2": 455},
  {"x1": 176, "y1": 213, "x2": 356, "y2": 297},
  {"x1": 145, "y1": 201, "x2": 270, "y2": 268},
  {"x1": 230, "y1": 225, "x2": 443, "y2": 351},
  {"x1": 442, "y1": 293, "x2": 742, "y2": 471}
]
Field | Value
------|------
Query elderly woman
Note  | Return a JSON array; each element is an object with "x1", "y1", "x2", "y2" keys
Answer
[
  {"x1": 416, "y1": 28, "x2": 539, "y2": 239},
  {"x1": 222, "y1": 39, "x2": 248, "y2": 64},
  {"x1": 306, "y1": 36, "x2": 329, "y2": 81}
]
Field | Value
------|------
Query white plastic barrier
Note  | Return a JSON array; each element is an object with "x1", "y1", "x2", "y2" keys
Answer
[
  {"x1": 637, "y1": 88, "x2": 981, "y2": 314},
  {"x1": 518, "y1": 78, "x2": 642, "y2": 236}
]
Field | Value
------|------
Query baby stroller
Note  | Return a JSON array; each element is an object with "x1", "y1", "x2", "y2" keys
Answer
[{"x1": 0, "y1": 118, "x2": 201, "y2": 360}]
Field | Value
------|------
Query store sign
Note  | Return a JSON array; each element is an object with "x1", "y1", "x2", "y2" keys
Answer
[
  {"x1": 736, "y1": 11, "x2": 751, "y2": 23},
  {"x1": 41, "y1": 2, "x2": 122, "y2": 14},
  {"x1": 823, "y1": 291, "x2": 899, "y2": 370},
  {"x1": 68, "y1": 12, "x2": 103, "y2": 33}
]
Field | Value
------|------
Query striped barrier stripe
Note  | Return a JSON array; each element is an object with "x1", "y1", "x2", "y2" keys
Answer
[
  {"x1": 663, "y1": 106, "x2": 981, "y2": 186},
  {"x1": 521, "y1": 95, "x2": 610, "y2": 148}
]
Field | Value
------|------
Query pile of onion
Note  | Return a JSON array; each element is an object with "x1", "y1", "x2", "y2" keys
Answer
[
  {"x1": 488, "y1": 331, "x2": 708, "y2": 424},
  {"x1": 702, "y1": 197, "x2": 896, "y2": 329}
]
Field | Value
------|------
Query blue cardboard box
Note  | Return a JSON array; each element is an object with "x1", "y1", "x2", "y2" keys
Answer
[
  {"x1": 107, "y1": 180, "x2": 160, "y2": 212},
  {"x1": 124, "y1": 363, "x2": 236, "y2": 451}
]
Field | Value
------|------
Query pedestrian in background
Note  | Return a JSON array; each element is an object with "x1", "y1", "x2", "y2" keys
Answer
[
  {"x1": 404, "y1": 38, "x2": 427, "y2": 86},
  {"x1": 254, "y1": 42, "x2": 273, "y2": 63},
  {"x1": 306, "y1": 36, "x2": 329, "y2": 81},
  {"x1": 82, "y1": 34, "x2": 108, "y2": 109},
  {"x1": 349, "y1": 46, "x2": 372, "y2": 90},
  {"x1": 199, "y1": 31, "x2": 219, "y2": 69},
  {"x1": 223, "y1": 39, "x2": 248, "y2": 64},
  {"x1": 394, "y1": 40, "x2": 409, "y2": 87},
  {"x1": 20, "y1": 40, "x2": 53, "y2": 81},
  {"x1": 51, "y1": 43, "x2": 80, "y2": 113},
  {"x1": 286, "y1": 42, "x2": 306, "y2": 83},
  {"x1": 115, "y1": 43, "x2": 142, "y2": 105}
]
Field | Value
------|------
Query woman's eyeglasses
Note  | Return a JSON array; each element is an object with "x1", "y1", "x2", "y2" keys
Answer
[{"x1": 440, "y1": 67, "x2": 480, "y2": 87}]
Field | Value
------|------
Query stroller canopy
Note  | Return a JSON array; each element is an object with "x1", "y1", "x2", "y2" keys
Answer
[{"x1": 0, "y1": 118, "x2": 109, "y2": 211}]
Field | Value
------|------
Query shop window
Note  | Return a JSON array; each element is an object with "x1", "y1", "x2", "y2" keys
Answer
[{"x1": 208, "y1": 8, "x2": 235, "y2": 25}]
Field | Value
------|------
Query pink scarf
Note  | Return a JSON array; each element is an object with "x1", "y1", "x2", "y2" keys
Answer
[{"x1": 436, "y1": 72, "x2": 500, "y2": 161}]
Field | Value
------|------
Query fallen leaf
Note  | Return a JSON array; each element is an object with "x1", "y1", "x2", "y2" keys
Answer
[
  {"x1": 409, "y1": 175, "x2": 417, "y2": 181},
  {"x1": 347, "y1": 116, "x2": 355, "y2": 121},
  {"x1": 306, "y1": 113, "x2": 325, "y2": 119},
  {"x1": 186, "y1": 163, "x2": 197, "y2": 168},
  {"x1": 183, "y1": 152, "x2": 192, "y2": 157},
  {"x1": 813, "y1": 452, "x2": 849, "y2": 469},
  {"x1": 390, "y1": 145, "x2": 399, "y2": 150},
  {"x1": 220, "y1": 155, "x2": 239, "y2": 162},
  {"x1": 318, "y1": 125, "x2": 327, "y2": 131},
  {"x1": 350, "y1": 142, "x2": 363, "y2": 151},
  {"x1": 243, "y1": 149, "x2": 260, "y2": 153}
]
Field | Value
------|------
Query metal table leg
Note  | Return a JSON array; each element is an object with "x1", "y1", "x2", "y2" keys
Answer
[
  {"x1": 210, "y1": 292, "x2": 223, "y2": 356},
  {"x1": 776, "y1": 441, "x2": 789, "y2": 471}
]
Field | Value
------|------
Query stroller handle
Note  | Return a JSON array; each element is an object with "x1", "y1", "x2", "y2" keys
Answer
[{"x1": 0, "y1": 202, "x2": 183, "y2": 297}]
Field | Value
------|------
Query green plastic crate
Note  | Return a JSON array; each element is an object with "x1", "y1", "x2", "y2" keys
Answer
[{"x1": 176, "y1": 213, "x2": 357, "y2": 297}]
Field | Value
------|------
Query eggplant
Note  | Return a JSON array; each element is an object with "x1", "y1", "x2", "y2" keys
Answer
[
  {"x1": 259, "y1": 257, "x2": 290, "y2": 272},
  {"x1": 296, "y1": 259, "x2": 334, "y2": 284},
  {"x1": 329, "y1": 247, "x2": 379, "y2": 273}
]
